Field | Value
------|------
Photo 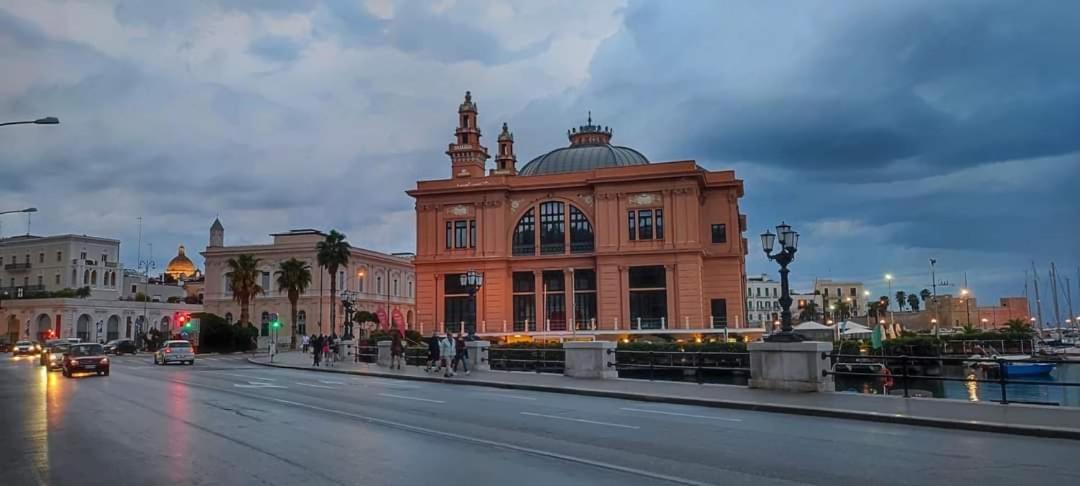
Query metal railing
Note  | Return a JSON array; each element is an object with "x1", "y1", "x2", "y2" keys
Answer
[
  {"x1": 4, "y1": 263, "x2": 31, "y2": 271},
  {"x1": 941, "y1": 340, "x2": 1035, "y2": 355},
  {"x1": 823, "y1": 352, "x2": 1080, "y2": 405},
  {"x1": 612, "y1": 350, "x2": 750, "y2": 384},
  {"x1": 353, "y1": 345, "x2": 378, "y2": 363},
  {"x1": 512, "y1": 244, "x2": 534, "y2": 256},
  {"x1": 488, "y1": 347, "x2": 565, "y2": 373}
]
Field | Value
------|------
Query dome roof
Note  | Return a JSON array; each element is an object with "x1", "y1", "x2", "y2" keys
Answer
[
  {"x1": 165, "y1": 245, "x2": 197, "y2": 279},
  {"x1": 518, "y1": 115, "x2": 648, "y2": 176}
]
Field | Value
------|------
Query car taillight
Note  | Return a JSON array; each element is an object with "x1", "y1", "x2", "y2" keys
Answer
[{"x1": 164, "y1": 348, "x2": 171, "y2": 353}]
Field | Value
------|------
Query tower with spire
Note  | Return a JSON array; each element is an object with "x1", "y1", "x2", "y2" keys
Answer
[
  {"x1": 209, "y1": 218, "x2": 224, "y2": 247},
  {"x1": 492, "y1": 122, "x2": 518, "y2": 175},
  {"x1": 567, "y1": 111, "x2": 612, "y2": 146},
  {"x1": 446, "y1": 91, "x2": 490, "y2": 178}
]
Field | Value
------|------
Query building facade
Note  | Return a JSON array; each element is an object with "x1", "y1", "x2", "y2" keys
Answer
[
  {"x1": 408, "y1": 92, "x2": 749, "y2": 339},
  {"x1": 746, "y1": 274, "x2": 780, "y2": 327},
  {"x1": 2, "y1": 298, "x2": 201, "y2": 345},
  {"x1": 0, "y1": 234, "x2": 122, "y2": 299},
  {"x1": 200, "y1": 221, "x2": 416, "y2": 342},
  {"x1": 813, "y1": 279, "x2": 868, "y2": 317}
]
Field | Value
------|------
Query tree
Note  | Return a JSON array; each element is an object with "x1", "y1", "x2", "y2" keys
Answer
[
  {"x1": 907, "y1": 294, "x2": 921, "y2": 312},
  {"x1": 276, "y1": 258, "x2": 312, "y2": 350},
  {"x1": 960, "y1": 323, "x2": 980, "y2": 335},
  {"x1": 895, "y1": 291, "x2": 907, "y2": 311},
  {"x1": 832, "y1": 300, "x2": 852, "y2": 321},
  {"x1": 919, "y1": 288, "x2": 932, "y2": 304},
  {"x1": 878, "y1": 296, "x2": 890, "y2": 314},
  {"x1": 798, "y1": 301, "x2": 819, "y2": 322},
  {"x1": 316, "y1": 230, "x2": 350, "y2": 336},
  {"x1": 226, "y1": 254, "x2": 263, "y2": 327},
  {"x1": 75, "y1": 286, "x2": 91, "y2": 298},
  {"x1": 1003, "y1": 319, "x2": 1035, "y2": 338}
]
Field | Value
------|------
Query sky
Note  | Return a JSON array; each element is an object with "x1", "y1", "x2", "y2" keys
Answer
[{"x1": 2, "y1": 0, "x2": 1078, "y2": 309}]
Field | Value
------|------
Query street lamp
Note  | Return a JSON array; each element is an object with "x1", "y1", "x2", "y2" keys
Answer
[
  {"x1": 0, "y1": 117, "x2": 59, "y2": 127},
  {"x1": 340, "y1": 290, "x2": 357, "y2": 339},
  {"x1": 0, "y1": 207, "x2": 37, "y2": 239},
  {"x1": 458, "y1": 271, "x2": 483, "y2": 334},
  {"x1": 960, "y1": 288, "x2": 971, "y2": 326},
  {"x1": 760, "y1": 222, "x2": 801, "y2": 342}
]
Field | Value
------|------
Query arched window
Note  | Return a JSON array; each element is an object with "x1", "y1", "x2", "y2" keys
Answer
[
  {"x1": 569, "y1": 205, "x2": 594, "y2": 253},
  {"x1": 83, "y1": 270, "x2": 90, "y2": 285},
  {"x1": 72, "y1": 268, "x2": 77, "y2": 287},
  {"x1": 261, "y1": 311, "x2": 270, "y2": 336},
  {"x1": 91, "y1": 270, "x2": 97, "y2": 286},
  {"x1": 539, "y1": 202, "x2": 565, "y2": 254},
  {"x1": 512, "y1": 208, "x2": 535, "y2": 255},
  {"x1": 110, "y1": 272, "x2": 117, "y2": 287},
  {"x1": 225, "y1": 312, "x2": 233, "y2": 324}
]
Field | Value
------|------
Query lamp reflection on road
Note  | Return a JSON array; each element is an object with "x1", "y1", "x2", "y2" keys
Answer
[
  {"x1": 28, "y1": 365, "x2": 53, "y2": 480},
  {"x1": 167, "y1": 381, "x2": 191, "y2": 482},
  {"x1": 965, "y1": 372, "x2": 979, "y2": 402}
]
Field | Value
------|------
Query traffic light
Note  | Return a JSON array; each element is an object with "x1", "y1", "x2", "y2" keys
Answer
[
  {"x1": 175, "y1": 312, "x2": 193, "y2": 330},
  {"x1": 270, "y1": 313, "x2": 281, "y2": 330}
]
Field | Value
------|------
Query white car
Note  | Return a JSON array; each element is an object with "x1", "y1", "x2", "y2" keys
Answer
[{"x1": 154, "y1": 340, "x2": 195, "y2": 365}]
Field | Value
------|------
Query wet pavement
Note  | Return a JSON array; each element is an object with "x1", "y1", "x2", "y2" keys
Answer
[{"x1": 3, "y1": 352, "x2": 1080, "y2": 486}]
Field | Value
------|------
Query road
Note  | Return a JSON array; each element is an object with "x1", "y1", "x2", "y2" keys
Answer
[{"x1": 2, "y1": 353, "x2": 1079, "y2": 486}]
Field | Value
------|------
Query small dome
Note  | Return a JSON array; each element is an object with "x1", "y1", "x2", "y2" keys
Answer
[
  {"x1": 165, "y1": 245, "x2": 197, "y2": 280},
  {"x1": 518, "y1": 115, "x2": 648, "y2": 176}
]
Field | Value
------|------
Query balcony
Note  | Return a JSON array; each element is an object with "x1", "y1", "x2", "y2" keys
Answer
[
  {"x1": 4, "y1": 263, "x2": 31, "y2": 272},
  {"x1": 570, "y1": 241, "x2": 594, "y2": 253},
  {"x1": 539, "y1": 242, "x2": 565, "y2": 255},
  {"x1": 104, "y1": 262, "x2": 118, "y2": 268},
  {"x1": 512, "y1": 244, "x2": 535, "y2": 256}
]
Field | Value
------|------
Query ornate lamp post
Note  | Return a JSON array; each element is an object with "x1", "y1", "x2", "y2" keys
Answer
[
  {"x1": 340, "y1": 290, "x2": 357, "y2": 339},
  {"x1": 459, "y1": 271, "x2": 483, "y2": 334},
  {"x1": 761, "y1": 222, "x2": 802, "y2": 342}
]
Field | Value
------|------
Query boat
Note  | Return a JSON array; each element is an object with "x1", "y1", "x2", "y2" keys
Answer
[{"x1": 967, "y1": 353, "x2": 1057, "y2": 377}]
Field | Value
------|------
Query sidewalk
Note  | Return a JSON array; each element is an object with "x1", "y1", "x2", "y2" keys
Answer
[{"x1": 252, "y1": 351, "x2": 1080, "y2": 440}]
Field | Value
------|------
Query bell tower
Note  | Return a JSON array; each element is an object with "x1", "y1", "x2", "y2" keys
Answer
[
  {"x1": 446, "y1": 91, "x2": 489, "y2": 178},
  {"x1": 209, "y1": 218, "x2": 224, "y2": 247},
  {"x1": 492, "y1": 122, "x2": 517, "y2": 176}
]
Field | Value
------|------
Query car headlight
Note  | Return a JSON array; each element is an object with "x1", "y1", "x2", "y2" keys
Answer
[{"x1": 99, "y1": 358, "x2": 109, "y2": 365}]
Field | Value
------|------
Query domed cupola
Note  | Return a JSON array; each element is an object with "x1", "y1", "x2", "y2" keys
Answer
[{"x1": 518, "y1": 113, "x2": 649, "y2": 176}]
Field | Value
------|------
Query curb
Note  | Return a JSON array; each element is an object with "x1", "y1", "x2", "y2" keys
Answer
[{"x1": 248, "y1": 358, "x2": 1080, "y2": 441}]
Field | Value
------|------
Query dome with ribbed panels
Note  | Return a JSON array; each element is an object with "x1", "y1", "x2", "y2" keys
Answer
[{"x1": 518, "y1": 115, "x2": 649, "y2": 176}]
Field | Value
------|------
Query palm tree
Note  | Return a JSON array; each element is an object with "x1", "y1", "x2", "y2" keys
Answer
[
  {"x1": 919, "y1": 288, "x2": 932, "y2": 304},
  {"x1": 316, "y1": 230, "x2": 350, "y2": 335},
  {"x1": 960, "y1": 323, "x2": 980, "y2": 336},
  {"x1": 907, "y1": 294, "x2": 921, "y2": 312},
  {"x1": 878, "y1": 296, "x2": 890, "y2": 315},
  {"x1": 276, "y1": 258, "x2": 312, "y2": 351},
  {"x1": 833, "y1": 300, "x2": 852, "y2": 321},
  {"x1": 1003, "y1": 318, "x2": 1034, "y2": 338},
  {"x1": 226, "y1": 254, "x2": 263, "y2": 327},
  {"x1": 895, "y1": 291, "x2": 907, "y2": 311},
  {"x1": 798, "y1": 301, "x2": 819, "y2": 322}
]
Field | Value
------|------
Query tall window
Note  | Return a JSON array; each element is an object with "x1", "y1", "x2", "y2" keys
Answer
[
  {"x1": 38, "y1": 253, "x2": 44, "y2": 263},
  {"x1": 543, "y1": 270, "x2": 566, "y2": 330},
  {"x1": 638, "y1": 209, "x2": 652, "y2": 240},
  {"x1": 443, "y1": 274, "x2": 475, "y2": 333},
  {"x1": 512, "y1": 272, "x2": 536, "y2": 332},
  {"x1": 569, "y1": 206, "x2": 594, "y2": 253},
  {"x1": 711, "y1": 224, "x2": 727, "y2": 243},
  {"x1": 512, "y1": 208, "x2": 535, "y2": 255},
  {"x1": 54, "y1": 274, "x2": 60, "y2": 285},
  {"x1": 261, "y1": 272, "x2": 270, "y2": 295},
  {"x1": 539, "y1": 202, "x2": 565, "y2": 254},
  {"x1": 469, "y1": 220, "x2": 476, "y2": 248},
  {"x1": 629, "y1": 266, "x2": 666, "y2": 329},
  {"x1": 656, "y1": 209, "x2": 664, "y2": 240},
  {"x1": 711, "y1": 299, "x2": 728, "y2": 328},
  {"x1": 454, "y1": 221, "x2": 467, "y2": 248},
  {"x1": 297, "y1": 311, "x2": 307, "y2": 336},
  {"x1": 629, "y1": 210, "x2": 662, "y2": 240},
  {"x1": 447, "y1": 219, "x2": 476, "y2": 249},
  {"x1": 573, "y1": 269, "x2": 597, "y2": 330},
  {"x1": 628, "y1": 211, "x2": 636, "y2": 240},
  {"x1": 56, "y1": 251, "x2": 62, "y2": 262},
  {"x1": 445, "y1": 222, "x2": 452, "y2": 249}
]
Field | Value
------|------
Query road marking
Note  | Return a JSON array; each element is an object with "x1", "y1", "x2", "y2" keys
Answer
[
  {"x1": 207, "y1": 371, "x2": 276, "y2": 381},
  {"x1": 318, "y1": 380, "x2": 345, "y2": 385},
  {"x1": 620, "y1": 407, "x2": 742, "y2": 422},
  {"x1": 476, "y1": 392, "x2": 536, "y2": 401},
  {"x1": 295, "y1": 382, "x2": 336, "y2": 389},
  {"x1": 378, "y1": 393, "x2": 445, "y2": 404},
  {"x1": 520, "y1": 412, "x2": 640, "y2": 429},
  {"x1": 234, "y1": 381, "x2": 286, "y2": 389}
]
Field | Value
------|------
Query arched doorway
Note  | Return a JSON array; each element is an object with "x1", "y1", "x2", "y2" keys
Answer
[
  {"x1": 36, "y1": 313, "x2": 52, "y2": 337},
  {"x1": 125, "y1": 317, "x2": 132, "y2": 338},
  {"x1": 406, "y1": 310, "x2": 414, "y2": 330},
  {"x1": 77, "y1": 314, "x2": 92, "y2": 342},
  {"x1": 159, "y1": 316, "x2": 170, "y2": 335},
  {"x1": 107, "y1": 315, "x2": 120, "y2": 341},
  {"x1": 6, "y1": 315, "x2": 18, "y2": 344}
]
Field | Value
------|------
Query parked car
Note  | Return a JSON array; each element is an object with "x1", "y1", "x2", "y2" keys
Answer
[
  {"x1": 40, "y1": 342, "x2": 71, "y2": 370},
  {"x1": 62, "y1": 343, "x2": 109, "y2": 377},
  {"x1": 103, "y1": 339, "x2": 138, "y2": 355},
  {"x1": 12, "y1": 340, "x2": 40, "y2": 356},
  {"x1": 154, "y1": 340, "x2": 195, "y2": 365}
]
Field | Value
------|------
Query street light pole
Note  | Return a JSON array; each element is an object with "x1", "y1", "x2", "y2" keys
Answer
[
  {"x1": 0, "y1": 207, "x2": 37, "y2": 240},
  {"x1": 761, "y1": 222, "x2": 802, "y2": 342},
  {"x1": 459, "y1": 271, "x2": 483, "y2": 335},
  {"x1": 0, "y1": 117, "x2": 59, "y2": 127}
]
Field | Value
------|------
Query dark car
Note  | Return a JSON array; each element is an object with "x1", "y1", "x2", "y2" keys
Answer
[
  {"x1": 103, "y1": 339, "x2": 137, "y2": 355},
  {"x1": 40, "y1": 342, "x2": 71, "y2": 370},
  {"x1": 62, "y1": 343, "x2": 110, "y2": 377}
]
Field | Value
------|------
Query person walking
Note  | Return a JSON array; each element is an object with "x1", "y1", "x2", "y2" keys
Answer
[
  {"x1": 390, "y1": 330, "x2": 404, "y2": 370},
  {"x1": 323, "y1": 335, "x2": 334, "y2": 367},
  {"x1": 302, "y1": 334, "x2": 310, "y2": 354},
  {"x1": 425, "y1": 330, "x2": 441, "y2": 373},
  {"x1": 312, "y1": 334, "x2": 322, "y2": 367},
  {"x1": 439, "y1": 331, "x2": 456, "y2": 377},
  {"x1": 452, "y1": 332, "x2": 469, "y2": 375}
]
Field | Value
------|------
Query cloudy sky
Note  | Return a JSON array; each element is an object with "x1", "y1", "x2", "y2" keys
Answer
[{"x1": 2, "y1": 0, "x2": 1078, "y2": 307}]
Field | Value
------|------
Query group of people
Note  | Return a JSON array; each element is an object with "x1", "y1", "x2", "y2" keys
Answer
[
  {"x1": 424, "y1": 331, "x2": 471, "y2": 377},
  {"x1": 302, "y1": 333, "x2": 339, "y2": 367}
]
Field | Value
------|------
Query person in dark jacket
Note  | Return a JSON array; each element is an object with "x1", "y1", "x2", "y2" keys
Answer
[
  {"x1": 312, "y1": 334, "x2": 323, "y2": 367},
  {"x1": 452, "y1": 332, "x2": 469, "y2": 375},
  {"x1": 390, "y1": 330, "x2": 404, "y2": 370},
  {"x1": 425, "y1": 330, "x2": 440, "y2": 373}
]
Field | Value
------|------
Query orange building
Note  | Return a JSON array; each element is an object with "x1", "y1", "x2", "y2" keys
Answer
[{"x1": 408, "y1": 92, "x2": 749, "y2": 339}]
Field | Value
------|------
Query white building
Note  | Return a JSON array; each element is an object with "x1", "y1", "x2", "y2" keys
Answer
[
  {"x1": 0, "y1": 234, "x2": 122, "y2": 299},
  {"x1": 746, "y1": 274, "x2": 781, "y2": 327},
  {"x1": 813, "y1": 279, "x2": 869, "y2": 317}
]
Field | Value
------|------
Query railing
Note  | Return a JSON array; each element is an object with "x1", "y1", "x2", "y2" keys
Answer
[
  {"x1": 104, "y1": 262, "x2": 118, "y2": 268},
  {"x1": 612, "y1": 350, "x2": 751, "y2": 384},
  {"x1": 547, "y1": 319, "x2": 567, "y2": 331},
  {"x1": 574, "y1": 319, "x2": 596, "y2": 331},
  {"x1": 4, "y1": 263, "x2": 31, "y2": 271},
  {"x1": 710, "y1": 316, "x2": 728, "y2": 329},
  {"x1": 512, "y1": 244, "x2": 535, "y2": 256},
  {"x1": 632, "y1": 317, "x2": 665, "y2": 330},
  {"x1": 570, "y1": 241, "x2": 594, "y2": 253},
  {"x1": 539, "y1": 242, "x2": 564, "y2": 255},
  {"x1": 823, "y1": 352, "x2": 1080, "y2": 405},
  {"x1": 941, "y1": 340, "x2": 1034, "y2": 355},
  {"x1": 488, "y1": 347, "x2": 565, "y2": 374},
  {"x1": 513, "y1": 320, "x2": 537, "y2": 332},
  {"x1": 354, "y1": 345, "x2": 378, "y2": 363}
]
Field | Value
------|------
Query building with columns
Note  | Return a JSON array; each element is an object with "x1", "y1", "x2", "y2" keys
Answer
[
  {"x1": 408, "y1": 92, "x2": 750, "y2": 340},
  {"x1": 200, "y1": 220, "x2": 416, "y2": 342}
]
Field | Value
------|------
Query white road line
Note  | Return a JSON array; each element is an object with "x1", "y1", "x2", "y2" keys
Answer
[
  {"x1": 318, "y1": 380, "x2": 345, "y2": 385},
  {"x1": 476, "y1": 392, "x2": 537, "y2": 401},
  {"x1": 295, "y1": 382, "x2": 336, "y2": 389},
  {"x1": 378, "y1": 393, "x2": 445, "y2": 404},
  {"x1": 206, "y1": 371, "x2": 276, "y2": 381},
  {"x1": 520, "y1": 412, "x2": 640, "y2": 429},
  {"x1": 620, "y1": 407, "x2": 743, "y2": 422}
]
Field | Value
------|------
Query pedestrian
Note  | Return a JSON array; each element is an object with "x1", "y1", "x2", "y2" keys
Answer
[
  {"x1": 439, "y1": 331, "x2": 456, "y2": 377},
  {"x1": 312, "y1": 334, "x2": 322, "y2": 367},
  {"x1": 452, "y1": 332, "x2": 469, "y2": 375},
  {"x1": 425, "y1": 330, "x2": 440, "y2": 373},
  {"x1": 302, "y1": 334, "x2": 310, "y2": 354},
  {"x1": 322, "y1": 336, "x2": 333, "y2": 367},
  {"x1": 390, "y1": 330, "x2": 404, "y2": 370}
]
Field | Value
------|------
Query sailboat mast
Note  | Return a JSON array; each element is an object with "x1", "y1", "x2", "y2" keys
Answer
[
  {"x1": 1032, "y1": 262, "x2": 1044, "y2": 332},
  {"x1": 1050, "y1": 262, "x2": 1062, "y2": 336},
  {"x1": 1065, "y1": 276, "x2": 1075, "y2": 331}
]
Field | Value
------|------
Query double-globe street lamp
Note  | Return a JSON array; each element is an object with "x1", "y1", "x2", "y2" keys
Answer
[
  {"x1": 458, "y1": 271, "x2": 483, "y2": 334},
  {"x1": 760, "y1": 222, "x2": 801, "y2": 342}
]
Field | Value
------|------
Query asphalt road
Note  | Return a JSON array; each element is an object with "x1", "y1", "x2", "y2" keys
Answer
[{"x1": 2, "y1": 353, "x2": 1080, "y2": 486}]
